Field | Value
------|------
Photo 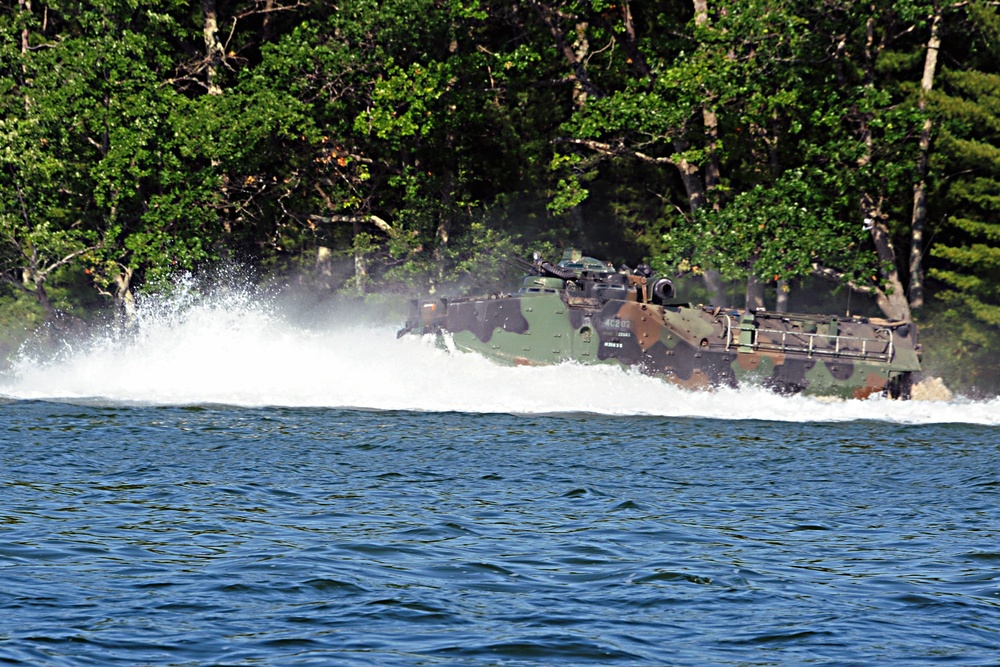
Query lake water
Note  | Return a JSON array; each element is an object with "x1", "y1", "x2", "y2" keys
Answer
[{"x1": 2, "y1": 289, "x2": 999, "y2": 666}]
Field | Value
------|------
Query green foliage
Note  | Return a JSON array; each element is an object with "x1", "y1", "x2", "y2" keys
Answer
[
  {"x1": 919, "y1": 295, "x2": 1000, "y2": 396},
  {"x1": 1, "y1": 0, "x2": 1000, "y2": 394},
  {"x1": 0, "y1": 287, "x2": 45, "y2": 367},
  {"x1": 927, "y1": 65, "x2": 1000, "y2": 332},
  {"x1": 662, "y1": 170, "x2": 867, "y2": 283},
  {"x1": 438, "y1": 221, "x2": 527, "y2": 293}
]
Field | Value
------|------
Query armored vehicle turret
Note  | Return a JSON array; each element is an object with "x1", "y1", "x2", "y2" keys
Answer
[{"x1": 399, "y1": 251, "x2": 921, "y2": 399}]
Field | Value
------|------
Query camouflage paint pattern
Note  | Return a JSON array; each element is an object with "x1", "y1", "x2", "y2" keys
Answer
[{"x1": 403, "y1": 259, "x2": 921, "y2": 399}]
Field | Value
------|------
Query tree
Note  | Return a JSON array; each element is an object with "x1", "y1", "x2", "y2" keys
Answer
[
  {"x1": 0, "y1": 0, "x2": 241, "y2": 322},
  {"x1": 0, "y1": 117, "x2": 98, "y2": 318},
  {"x1": 223, "y1": 0, "x2": 570, "y2": 294},
  {"x1": 790, "y1": 0, "x2": 948, "y2": 322},
  {"x1": 1, "y1": 0, "x2": 999, "y2": 386},
  {"x1": 543, "y1": 1, "x2": 896, "y2": 310},
  {"x1": 923, "y1": 58, "x2": 1000, "y2": 389}
]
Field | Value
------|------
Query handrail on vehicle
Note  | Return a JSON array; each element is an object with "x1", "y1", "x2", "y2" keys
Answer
[{"x1": 722, "y1": 315, "x2": 894, "y2": 361}]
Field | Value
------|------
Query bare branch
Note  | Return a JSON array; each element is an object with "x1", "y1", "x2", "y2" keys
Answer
[
  {"x1": 233, "y1": 0, "x2": 308, "y2": 21},
  {"x1": 309, "y1": 214, "x2": 396, "y2": 236},
  {"x1": 811, "y1": 263, "x2": 883, "y2": 297},
  {"x1": 554, "y1": 137, "x2": 676, "y2": 165},
  {"x1": 40, "y1": 244, "x2": 102, "y2": 277}
]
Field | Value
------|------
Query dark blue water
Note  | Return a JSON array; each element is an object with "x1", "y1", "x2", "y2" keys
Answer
[{"x1": 2, "y1": 400, "x2": 999, "y2": 666}]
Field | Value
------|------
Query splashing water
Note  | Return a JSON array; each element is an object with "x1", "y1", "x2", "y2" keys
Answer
[{"x1": 1, "y1": 282, "x2": 997, "y2": 425}]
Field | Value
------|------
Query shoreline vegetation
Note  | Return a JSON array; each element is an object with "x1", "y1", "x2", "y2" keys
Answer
[{"x1": 2, "y1": 1, "x2": 998, "y2": 395}]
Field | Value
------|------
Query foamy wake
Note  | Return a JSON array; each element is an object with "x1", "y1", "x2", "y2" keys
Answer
[{"x1": 1, "y1": 283, "x2": 997, "y2": 425}]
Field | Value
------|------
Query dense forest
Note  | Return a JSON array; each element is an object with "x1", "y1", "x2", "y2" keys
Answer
[{"x1": 2, "y1": 0, "x2": 999, "y2": 393}]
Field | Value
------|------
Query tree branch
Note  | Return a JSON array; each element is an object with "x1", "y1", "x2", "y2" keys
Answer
[
  {"x1": 309, "y1": 214, "x2": 395, "y2": 236},
  {"x1": 811, "y1": 262, "x2": 884, "y2": 297},
  {"x1": 526, "y1": 0, "x2": 604, "y2": 101},
  {"x1": 554, "y1": 137, "x2": 676, "y2": 165},
  {"x1": 40, "y1": 244, "x2": 102, "y2": 277}
]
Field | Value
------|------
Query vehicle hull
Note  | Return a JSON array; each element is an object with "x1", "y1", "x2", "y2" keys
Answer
[{"x1": 404, "y1": 290, "x2": 921, "y2": 400}]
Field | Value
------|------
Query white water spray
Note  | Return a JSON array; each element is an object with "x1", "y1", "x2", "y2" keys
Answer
[{"x1": 1, "y1": 283, "x2": 997, "y2": 425}]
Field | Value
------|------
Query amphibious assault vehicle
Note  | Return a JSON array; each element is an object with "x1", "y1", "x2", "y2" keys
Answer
[{"x1": 399, "y1": 251, "x2": 921, "y2": 399}]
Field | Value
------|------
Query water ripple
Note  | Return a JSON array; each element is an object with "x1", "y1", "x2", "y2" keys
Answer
[{"x1": 1, "y1": 403, "x2": 999, "y2": 665}]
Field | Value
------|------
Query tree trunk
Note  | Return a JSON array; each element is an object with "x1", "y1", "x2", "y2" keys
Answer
[
  {"x1": 201, "y1": 0, "x2": 224, "y2": 95},
  {"x1": 434, "y1": 215, "x2": 452, "y2": 282},
  {"x1": 745, "y1": 272, "x2": 765, "y2": 311},
  {"x1": 855, "y1": 15, "x2": 910, "y2": 322},
  {"x1": 776, "y1": 279, "x2": 789, "y2": 313},
  {"x1": 672, "y1": 138, "x2": 727, "y2": 306},
  {"x1": 744, "y1": 255, "x2": 765, "y2": 310},
  {"x1": 695, "y1": 2, "x2": 720, "y2": 189},
  {"x1": 261, "y1": 0, "x2": 276, "y2": 41},
  {"x1": 703, "y1": 109, "x2": 722, "y2": 190},
  {"x1": 617, "y1": 1, "x2": 651, "y2": 80},
  {"x1": 530, "y1": 1, "x2": 597, "y2": 108},
  {"x1": 18, "y1": 0, "x2": 32, "y2": 110},
  {"x1": 315, "y1": 246, "x2": 333, "y2": 290},
  {"x1": 693, "y1": 0, "x2": 709, "y2": 26},
  {"x1": 673, "y1": 139, "x2": 706, "y2": 211},
  {"x1": 570, "y1": 20, "x2": 591, "y2": 108},
  {"x1": 352, "y1": 218, "x2": 366, "y2": 295},
  {"x1": 434, "y1": 139, "x2": 455, "y2": 282},
  {"x1": 908, "y1": 8, "x2": 941, "y2": 310},
  {"x1": 867, "y1": 208, "x2": 912, "y2": 322},
  {"x1": 18, "y1": 0, "x2": 31, "y2": 55},
  {"x1": 114, "y1": 267, "x2": 136, "y2": 327},
  {"x1": 33, "y1": 279, "x2": 55, "y2": 320},
  {"x1": 673, "y1": 139, "x2": 729, "y2": 306},
  {"x1": 702, "y1": 271, "x2": 727, "y2": 307},
  {"x1": 21, "y1": 267, "x2": 56, "y2": 321},
  {"x1": 692, "y1": 1, "x2": 727, "y2": 306}
]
